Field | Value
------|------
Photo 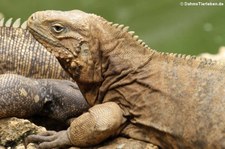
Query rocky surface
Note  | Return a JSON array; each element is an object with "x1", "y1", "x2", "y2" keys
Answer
[{"x1": 0, "y1": 117, "x2": 45, "y2": 149}]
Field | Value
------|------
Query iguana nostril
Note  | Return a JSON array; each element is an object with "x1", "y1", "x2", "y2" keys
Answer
[
  {"x1": 30, "y1": 13, "x2": 38, "y2": 21},
  {"x1": 30, "y1": 15, "x2": 35, "y2": 20}
]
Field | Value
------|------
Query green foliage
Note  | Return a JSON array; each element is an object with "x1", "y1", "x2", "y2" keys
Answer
[{"x1": 0, "y1": 0, "x2": 224, "y2": 55}]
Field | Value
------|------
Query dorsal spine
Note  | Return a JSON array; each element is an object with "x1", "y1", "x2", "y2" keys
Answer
[{"x1": 0, "y1": 18, "x2": 27, "y2": 29}]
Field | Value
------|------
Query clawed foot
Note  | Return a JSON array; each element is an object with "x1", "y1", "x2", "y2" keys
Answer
[{"x1": 25, "y1": 130, "x2": 72, "y2": 149}]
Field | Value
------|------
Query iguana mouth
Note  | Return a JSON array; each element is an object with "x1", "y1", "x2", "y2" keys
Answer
[{"x1": 28, "y1": 27, "x2": 77, "y2": 58}]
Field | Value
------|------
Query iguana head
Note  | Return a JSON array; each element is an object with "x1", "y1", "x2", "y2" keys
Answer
[
  {"x1": 27, "y1": 10, "x2": 99, "y2": 84},
  {"x1": 27, "y1": 10, "x2": 115, "y2": 104}
]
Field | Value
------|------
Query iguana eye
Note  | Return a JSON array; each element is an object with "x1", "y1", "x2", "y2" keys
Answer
[{"x1": 51, "y1": 23, "x2": 65, "y2": 33}]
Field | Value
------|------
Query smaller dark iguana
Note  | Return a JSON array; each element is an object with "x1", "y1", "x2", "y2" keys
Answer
[
  {"x1": 27, "y1": 10, "x2": 225, "y2": 149},
  {"x1": 0, "y1": 73, "x2": 89, "y2": 121}
]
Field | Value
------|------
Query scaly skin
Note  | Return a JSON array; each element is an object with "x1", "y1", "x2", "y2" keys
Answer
[
  {"x1": 0, "y1": 18, "x2": 70, "y2": 79},
  {"x1": 27, "y1": 10, "x2": 225, "y2": 149},
  {"x1": 0, "y1": 73, "x2": 89, "y2": 121}
]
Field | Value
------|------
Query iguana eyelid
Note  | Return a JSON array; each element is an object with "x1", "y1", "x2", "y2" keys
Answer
[{"x1": 51, "y1": 23, "x2": 65, "y2": 33}]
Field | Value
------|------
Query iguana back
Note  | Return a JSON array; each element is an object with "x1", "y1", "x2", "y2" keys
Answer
[{"x1": 0, "y1": 18, "x2": 70, "y2": 79}]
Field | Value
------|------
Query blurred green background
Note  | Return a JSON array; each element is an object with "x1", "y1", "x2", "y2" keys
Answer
[{"x1": 0, "y1": 0, "x2": 224, "y2": 55}]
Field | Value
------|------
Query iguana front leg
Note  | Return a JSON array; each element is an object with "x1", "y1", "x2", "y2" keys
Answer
[{"x1": 26, "y1": 102, "x2": 125, "y2": 148}]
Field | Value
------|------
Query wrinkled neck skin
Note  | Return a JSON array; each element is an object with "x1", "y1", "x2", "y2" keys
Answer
[{"x1": 78, "y1": 21, "x2": 155, "y2": 105}]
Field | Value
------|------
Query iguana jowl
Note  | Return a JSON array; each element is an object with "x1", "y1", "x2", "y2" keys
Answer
[{"x1": 27, "y1": 10, "x2": 225, "y2": 149}]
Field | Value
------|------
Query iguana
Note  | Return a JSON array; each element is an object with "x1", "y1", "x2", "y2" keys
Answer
[
  {"x1": 27, "y1": 10, "x2": 225, "y2": 149},
  {"x1": 0, "y1": 18, "x2": 89, "y2": 121},
  {"x1": 0, "y1": 73, "x2": 88, "y2": 121}
]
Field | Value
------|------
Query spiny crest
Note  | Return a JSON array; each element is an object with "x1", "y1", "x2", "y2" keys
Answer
[
  {"x1": 103, "y1": 20, "x2": 150, "y2": 49},
  {"x1": 160, "y1": 51, "x2": 222, "y2": 66},
  {"x1": 0, "y1": 18, "x2": 27, "y2": 29},
  {"x1": 163, "y1": 52, "x2": 199, "y2": 60},
  {"x1": 88, "y1": 14, "x2": 150, "y2": 49}
]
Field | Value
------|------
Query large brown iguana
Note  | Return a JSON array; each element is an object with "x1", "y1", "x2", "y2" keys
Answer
[
  {"x1": 0, "y1": 18, "x2": 89, "y2": 121},
  {"x1": 26, "y1": 10, "x2": 225, "y2": 149}
]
